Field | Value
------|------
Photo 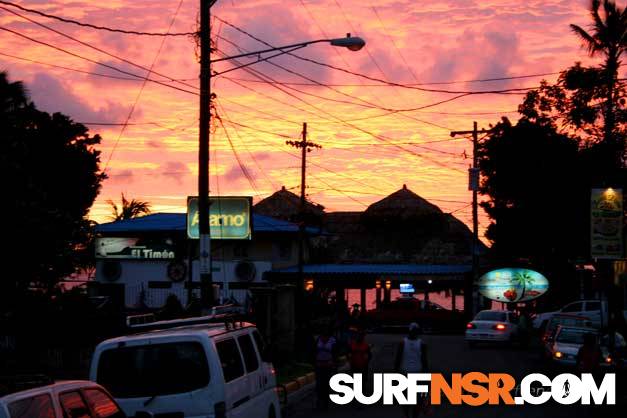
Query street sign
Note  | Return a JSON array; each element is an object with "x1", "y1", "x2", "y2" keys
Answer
[
  {"x1": 187, "y1": 196, "x2": 252, "y2": 240},
  {"x1": 591, "y1": 188, "x2": 623, "y2": 259},
  {"x1": 477, "y1": 268, "x2": 549, "y2": 303},
  {"x1": 468, "y1": 167, "x2": 479, "y2": 191}
]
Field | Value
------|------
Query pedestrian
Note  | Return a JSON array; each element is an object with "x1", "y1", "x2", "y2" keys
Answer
[
  {"x1": 348, "y1": 329, "x2": 371, "y2": 376},
  {"x1": 395, "y1": 323, "x2": 429, "y2": 418},
  {"x1": 576, "y1": 333, "x2": 602, "y2": 373},
  {"x1": 314, "y1": 326, "x2": 338, "y2": 410}
]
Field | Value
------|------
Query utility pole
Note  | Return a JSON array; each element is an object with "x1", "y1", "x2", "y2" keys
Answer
[
  {"x1": 287, "y1": 123, "x2": 321, "y2": 286},
  {"x1": 198, "y1": 0, "x2": 214, "y2": 308},
  {"x1": 451, "y1": 122, "x2": 490, "y2": 316}
]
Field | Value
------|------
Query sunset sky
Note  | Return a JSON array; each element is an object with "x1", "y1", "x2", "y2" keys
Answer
[{"x1": 0, "y1": 0, "x2": 614, "y2": 240}]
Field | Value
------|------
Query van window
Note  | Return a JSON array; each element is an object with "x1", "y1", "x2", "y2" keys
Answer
[
  {"x1": 562, "y1": 302, "x2": 583, "y2": 312},
  {"x1": 83, "y1": 389, "x2": 124, "y2": 418},
  {"x1": 216, "y1": 338, "x2": 244, "y2": 382},
  {"x1": 9, "y1": 394, "x2": 55, "y2": 418},
  {"x1": 252, "y1": 330, "x2": 265, "y2": 356},
  {"x1": 59, "y1": 391, "x2": 90, "y2": 418},
  {"x1": 97, "y1": 342, "x2": 209, "y2": 398},
  {"x1": 237, "y1": 334, "x2": 259, "y2": 372}
]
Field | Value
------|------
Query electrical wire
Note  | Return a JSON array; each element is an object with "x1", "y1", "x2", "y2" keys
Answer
[
  {"x1": 214, "y1": 16, "x2": 538, "y2": 95},
  {"x1": 0, "y1": 6, "x2": 198, "y2": 91},
  {"x1": 103, "y1": 0, "x2": 187, "y2": 173},
  {"x1": 0, "y1": 26, "x2": 199, "y2": 96},
  {"x1": 0, "y1": 0, "x2": 197, "y2": 36}
]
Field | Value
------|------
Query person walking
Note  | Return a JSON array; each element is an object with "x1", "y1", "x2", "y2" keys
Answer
[
  {"x1": 314, "y1": 327, "x2": 338, "y2": 410},
  {"x1": 348, "y1": 329, "x2": 372, "y2": 376},
  {"x1": 395, "y1": 323, "x2": 429, "y2": 418},
  {"x1": 576, "y1": 333, "x2": 602, "y2": 373}
]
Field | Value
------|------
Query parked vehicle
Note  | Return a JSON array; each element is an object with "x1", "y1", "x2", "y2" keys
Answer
[
  {"x1": 533, "y1": 300, "x2": 607, "y2": 330},
  {"x1": 465, "y1": 310, "x2": 520, "y2": 346},
  {"x1": 540, "y1": 314, "x2": 592, "y2": 359},
  {"x1": 547, "y1": 326, "x2": 623, "y2": 369},
  {"x1": 90, "y1": 316, "x2": 280, "y2": 418},
  {"x1": 363, "y1": 296, "x2": 465, "y2": 331},
  {"x1": 0, "y1": 378, "x2": 126, "y2": 418}
]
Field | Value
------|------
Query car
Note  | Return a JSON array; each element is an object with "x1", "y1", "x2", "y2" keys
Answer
[
  {"x1": 465, "y1": 310, "x2": 520, "y2": 346},
  {"x1": 0, "y1": 378, "x2": 126, "y2": 418},
  {"x1": 540, "y1": 314, "x2": 592, "y2": 359},
  {"x1": 363, "y1": 296, "x2": 465, "y2": 332},
  {"x1": 533, "y1": 300, "x2": 607, "y2": 330},
  {"x1": 90, "y1": 315, "x2": 281, "y2": 418},
  {"x1": 547, "y1": 326, "x2": 622, "y2": 369}
]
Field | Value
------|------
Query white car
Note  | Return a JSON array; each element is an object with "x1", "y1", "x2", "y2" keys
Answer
[
  {"x1": 90, "y1": 316, "x2": 281, "y2": 418},
  {"x1": 0, "y1": 379, "x2": 126, "y2": 418},
  {"x1": 465, "y1": 310, "x2": 519, "y2": 346},
  {"x1": 533, "y1": 300, "x2": 607, "y2": 330}
]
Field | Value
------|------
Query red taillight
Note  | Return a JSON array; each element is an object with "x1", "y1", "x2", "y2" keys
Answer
[
  {"x1": 466, "y1": 322, "x2": 476, "y2": 329},
  {"x1": 493, "y1": 323, "x2": 506, "y2": 330}
]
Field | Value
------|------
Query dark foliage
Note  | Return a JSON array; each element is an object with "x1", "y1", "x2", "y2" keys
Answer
[{"x1": 0, "y1": 72, "x2": 105, "y2": 304}]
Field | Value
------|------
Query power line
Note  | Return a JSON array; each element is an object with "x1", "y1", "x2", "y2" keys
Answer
[
  {"x1": 0, "y1": 6, "x2": 198, "y2": 91},
  {"x1": 103, "y1": 0, "x2": 187, "y2": 173},
  {"x1": 0, "y1": 26, "x2": 199, "y2": 96},
  {"x1": 214, "y1": 16, "x2": 538, "y2": 95},
  {"x1": 218, "y1": 50, "x2": 467, "y2": 170},
  {"x1": 0, "y1": 0, "x2": 197, "y2": 36}
]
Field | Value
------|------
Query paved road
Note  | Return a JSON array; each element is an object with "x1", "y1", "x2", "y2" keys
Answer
[{"x1": 286, "y1": 333, "x2": 625, "y2": 418}]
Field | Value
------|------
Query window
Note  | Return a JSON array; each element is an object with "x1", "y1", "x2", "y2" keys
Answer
[
  {"x1": 97, "y1": 342, "x2": 209, "y2": 398},
  {"x1": 252, "y1": 330, "x2": 266, "y2": 356},
  {"x1": 237, "y1": 334, "x2": 259, "y2": 373},
  {"x1": 234, "y1": 243, "x2": 249, "y2": 258},
  {"x1": 475, "y1": 311, "x2": 506, "y2": 321},
  {"x1": 59, "y1": 392, "x2": 90, "y2": 418},
  {"x1": 8, "y1": 394, "x2": 55, "y2": 418},
  {"x1": 277, "y1": 242, "x2": 292, "y2": 260},
  {"x1": 585, "y1": 301, "x2": 601, "y2": 312},
  {"x1": 216, "y1": 338, "x2": 244, "y2": 382},
  {"x1": 562, "y1": 302, "x2": 583, "y2": 313},
  {"x1": 83, "y1": 389, "x2": 124, "y2": 418}
]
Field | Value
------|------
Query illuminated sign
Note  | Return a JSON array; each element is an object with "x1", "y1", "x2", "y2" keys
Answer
[
  {"x1": 96, "y1": 237, "x2": 175, "y2": 259},
  {"x1": 477, "y1": 268, "x2": 549, "y2": 303},
  {"x1": 399, "y1": 283, "x2": 415, "y2": 294},
  {"x1": 591, "y1": 188, "x2": 623, "y2": 259},
  {"x1": 187, "y1": 196, "x2": 252, "y2": 240}
]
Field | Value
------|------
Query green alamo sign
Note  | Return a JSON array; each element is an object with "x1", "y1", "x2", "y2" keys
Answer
[{"x1": 187, "y1": 196, "x2": 252, "y2": 240}]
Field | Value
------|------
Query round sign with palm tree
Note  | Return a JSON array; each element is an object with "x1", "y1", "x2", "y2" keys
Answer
[{"x1": 478, "y1": 268, "x2": 549, "y2": 303}]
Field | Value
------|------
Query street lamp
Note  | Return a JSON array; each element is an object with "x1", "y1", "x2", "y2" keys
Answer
[
  {"x1": 198, "y1": 1, "x2": 365, "y2": 308},
  {"x1": 210, "y1": 33, "x2": 366, "y2": 64}
]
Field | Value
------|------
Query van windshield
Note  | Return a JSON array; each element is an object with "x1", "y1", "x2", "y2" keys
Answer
[{"x1": 97, "y1": 342, "x2": 209, "y2": 398}]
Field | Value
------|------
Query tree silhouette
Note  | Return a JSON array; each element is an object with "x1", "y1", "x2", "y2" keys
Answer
[
  {"x1": 1, "y1": 71, "x2": 105, "y2": 302},
  {"x1": 570, "y1": 0, "x2": 627, "y2": 148},
  {"x1": 107, "y1": 193, "x2": 152, "y2": 221}
]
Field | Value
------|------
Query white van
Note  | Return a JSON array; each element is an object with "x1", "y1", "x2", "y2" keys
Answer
[{"x1": 89, "y1": 318, "x2": 280, "y2": 418}]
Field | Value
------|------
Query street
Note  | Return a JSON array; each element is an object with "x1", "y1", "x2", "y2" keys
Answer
[{"x1": 286, "y1": 333, "x2": 626, "y2": 418}]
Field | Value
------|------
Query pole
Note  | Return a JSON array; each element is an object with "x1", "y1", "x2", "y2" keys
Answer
[
  {"x1": 286, "y1": 123, "x2": 321, "y2": 288},
  {"x1": 450, "y1": 122, "x2": 491, "y2": 316},
  {"x1": 198, "y1": 0, "x2": 213, "y2": 308},
  {"x1": 298, "y1": 122, "x2": 307, "y2": 286},
  {"x1": 471, "y1": 121, "x2": 479, "y2": 313}
]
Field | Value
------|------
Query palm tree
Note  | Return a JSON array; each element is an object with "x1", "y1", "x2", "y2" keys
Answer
[
  {"x1": 512, "y1": 271, "x2": 536, "y2": 301},
  {"x1": 570, "y1": 0, "x2": 627, "y2": 148},
  {"x1": 107, "y1": 193, "x2": 152, "y2": 221},
  {"x1": 0, "y1": 71, "x2": 29, "y2": 114}
]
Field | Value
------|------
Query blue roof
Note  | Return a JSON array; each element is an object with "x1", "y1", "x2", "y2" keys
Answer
[
  {"x1": 271, "y1": 264, "x2": 472, "y2": 275},
  {"x1": 96, "y1": 212, "x2": 308, "y2": 234}
]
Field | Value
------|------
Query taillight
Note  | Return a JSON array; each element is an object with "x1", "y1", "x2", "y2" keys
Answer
[
  {"x1": 493, "y1": 323, "x2": 506, "y2": 330},
  {"x1": 466, "y1": 322, "x2": 476, "y2": 329},
  {"x1": 214, "y1": 401, "x2": 226, "y2": 418}
]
